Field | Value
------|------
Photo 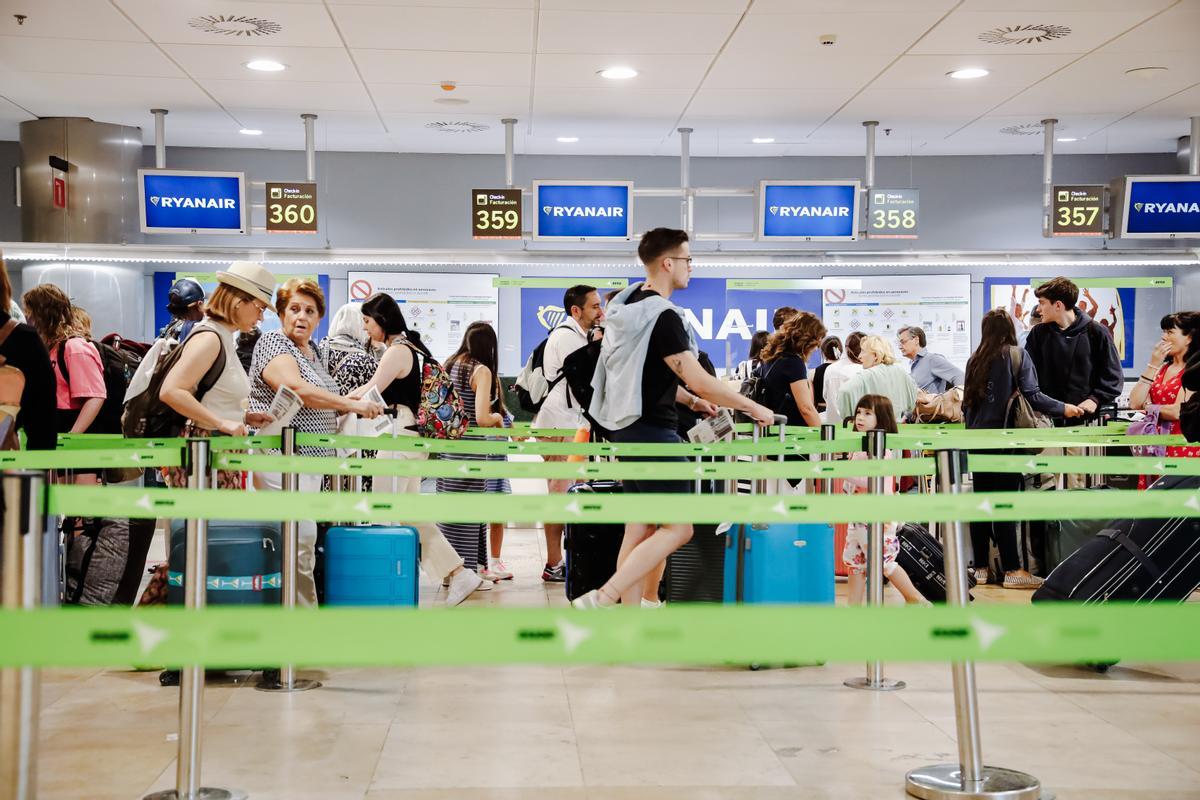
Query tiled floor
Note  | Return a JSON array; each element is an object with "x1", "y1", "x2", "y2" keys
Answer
[{"x1": 35, "y1": 522, "x2": 1200, "y2": 800}]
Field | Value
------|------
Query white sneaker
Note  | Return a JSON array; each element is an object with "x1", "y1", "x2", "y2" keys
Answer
[
  {"x1": 571, "y1": 589, "x2": 612, "y2": 609},
  {"x1": 481, "y1": 559, "x2": 513, "y2": 581},
  {"x1": 640, "y1": 598, "x2": 664, "y2": 609},
  {"x1": 447, "y1": 569, "x2": 484, "y2": 607}
]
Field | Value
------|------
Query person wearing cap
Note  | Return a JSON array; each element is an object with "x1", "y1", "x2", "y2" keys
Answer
[
  {"x1": 157, "y1": 261, "x2": 279, "y2": 489},
  {"x1": 162, "y1": 277, "x2": 206, "y2": 341}
]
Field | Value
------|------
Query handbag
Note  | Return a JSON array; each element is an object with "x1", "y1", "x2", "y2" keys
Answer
[
  {"x1": 1005, "y1": 347, "x2": 1052, "y2": 431},
  {"x1": 0, "y1": 319, "x2": 24, "y2": 451},
  {"x1": 913, "y1": 385, "x2": 963, "y2": 423},
  {"x1": 1126, "y1": 404, "x2": 1172, "y2": 457}
]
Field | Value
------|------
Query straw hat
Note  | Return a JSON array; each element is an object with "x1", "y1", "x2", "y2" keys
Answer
[{"x1": 216, "y1": 261, "x2": 275, "y2": 306}]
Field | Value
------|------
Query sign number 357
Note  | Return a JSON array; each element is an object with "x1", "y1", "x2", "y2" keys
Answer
[
  {"x1": 476, "y1": 209, "x2": 520, "y2": 230},
  {"x1": 871, "y1": 209, "x2": 916, "y2": 229},
  {"x1": 1057, "y1": 206, "x2": 1099, "y2": 227}
]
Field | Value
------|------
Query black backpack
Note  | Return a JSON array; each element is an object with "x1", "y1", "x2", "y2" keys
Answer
[
  {"x1": 738, "y1": 361, "x2": 774, "y2": 407},
  {"x1": 560, "y1": 338, "x2": 602, "y2": 422},
  {"x1": 513, "y1": 325, "x2": 572, "y2": 414},
  {"x1": 121, "y1": 330, "x2": 226, "y2": 439},
  {"x1": 57, "y1": 338, "x2": 141, "y2": 434}
]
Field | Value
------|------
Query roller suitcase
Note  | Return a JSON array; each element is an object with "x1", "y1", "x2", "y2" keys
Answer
[
  {"x1": 564, "y1": 481, "x2": 623, "y2": 601},
  {"x1": 896, "y1": 523, "x2": 975, "y2": 604},
  {"x1": 64, "y1": 517, "x2": 129, "y2": 606},
  {"x1": 723, "y1": 521, "x2": 835, "y2": 605},
  {"x1": 324, "y1": 526, "x2": 420, "y2": 606},
  {"x1": 167, "y1": 520, "x2": 282, "y2": 606},
  {"x1": 1033, "y1": 474, "x2": 1200, "y2": 604},
  {"x1": 662, "y1": 471, "x2": 724, "y2": 603}
]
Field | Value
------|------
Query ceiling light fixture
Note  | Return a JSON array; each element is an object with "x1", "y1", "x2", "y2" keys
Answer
[
  {"x1": 556, "y1": 136, "x2": 579, "y2": 143},
  {"x1": 1056, "y1": 137, "x2": 1078, "y2": 143},
  {"x1": 239, "y1": 128, "x2": 263, "y2": 136},
  {"x1": 752, "y1": 137, "x2": 775, "y2": 144},
  {"x1": 948, "y1": 68, "x2": 989, "y2": 80},
  {"x1": 598, "y1": 66, "x2": 638, "y2": 80},
  {"x1": 245, "y1": 59, "x2": 286, "y2": 72}
]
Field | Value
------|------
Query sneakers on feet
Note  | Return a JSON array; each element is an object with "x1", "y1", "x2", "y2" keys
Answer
[
  {"x1": 481, "y1": 560, "x2": 513, "y2": 582},
  {"x1": 447, "y1": 569, "x2": 484, "y2": 607},
  {"x1": 572, "y1": 589, "x2": 611, "y2": 609},
  {"x1": 1002, "y1": 572, "x2": 1044, "y2": 590},
  {"x1": 640, "y1": 598, "x2": 664, "y2": 609},
  {"x1": 542, "y1": 561, "x2": 567, "y2": 583},
  {"x1": 973, "y1": 567, "x2": 989, "y2": 585}
]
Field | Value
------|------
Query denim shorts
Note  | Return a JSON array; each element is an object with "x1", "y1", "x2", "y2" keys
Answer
[{"x1": 606, "y1": 420, "x2": 691, "y2": 494}]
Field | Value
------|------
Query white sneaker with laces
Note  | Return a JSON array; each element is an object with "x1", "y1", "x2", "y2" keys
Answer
[
  {"x1": 482, "y1": 559, "x2": 513, "y2": 581},
  {"x1": 640, "y1": 598, "x2": 664, "y2": 609},
  {"x1": 447, "y1": 569, "x2": 484, "y2": 607}
]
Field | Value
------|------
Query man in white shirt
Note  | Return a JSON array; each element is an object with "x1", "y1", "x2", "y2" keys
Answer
[{"x1": 532, "y1": 284, "x2": 605, "y2": 582}]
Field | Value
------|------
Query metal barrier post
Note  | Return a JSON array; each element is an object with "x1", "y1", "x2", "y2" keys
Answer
[
  {"x1": 815, "y1": 423, "x2": 836, "y2": 495},
  {"x1": 145, "y1": 441, "x2": 240, "y2": 800},
  {"x1": 257, "y1": 427, "x2": 320, "y2": 693},
  {"x1": 1, "y1": 471, "x2": 46, "y2": 800},
  {"x1": 905, "y1": 450, "x2": 1042, "y2": 800},
  {"x1": 846, "y1": 429, "x2": 905, "y2": 692}
]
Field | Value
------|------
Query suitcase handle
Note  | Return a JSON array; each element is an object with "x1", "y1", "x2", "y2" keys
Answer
[{"x1": 1098, "y1": 528, "x2": 1165, "y2": 583}]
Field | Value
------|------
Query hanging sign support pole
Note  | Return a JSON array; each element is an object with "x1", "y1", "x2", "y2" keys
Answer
[
  {"x1": 1041, "y1": 118, "x2": 1057, "y2": 237},
  {"x1": 502, "y1": 118, "x2": 517, "y2": 189},
  {"x1": 151, "y1": 109, "x2": 168, "y2": 169},
  {"x1": 301, "y1": 114, "x2": 317, "y2": 182}
]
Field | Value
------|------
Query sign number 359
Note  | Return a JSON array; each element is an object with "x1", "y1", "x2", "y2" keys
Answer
[
  {"x1": 476, "y1": 209, "x2": 520, "y2": 230},
  {"x1": 871, "y1": 208, "x2": 916, "y2": 229}
]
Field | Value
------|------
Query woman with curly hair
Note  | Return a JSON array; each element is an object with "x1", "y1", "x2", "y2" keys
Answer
[{"x1": 758, "y1": 310, "x2": 826, "y2": 427}]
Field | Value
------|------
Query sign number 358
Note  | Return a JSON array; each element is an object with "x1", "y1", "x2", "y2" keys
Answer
[
  {"x1": 871, "y1": 209, "x2": 916, "y2": 229},
  {"x1": 476, "y1": 209, "x2": 520, "y2": 230}
]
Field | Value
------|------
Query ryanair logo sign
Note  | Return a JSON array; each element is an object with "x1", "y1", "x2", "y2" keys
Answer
[
  {"x1": 760, "y1": 182, "x2": 859, "y2": 240},
  {"x1": 541, "y1": 205, "x2": 625, "y2": 218},
  {"x1": 148, "y1": 196, "x2": 237, "y2": 209},
  {"x1": 1132, "y1": 202, "x2": 1200, "y2": 214},
  {"x1": 537, "y1": 304, "x2": 567, "y2": 331},
  {"x1": 140, "y1": 169, "x2": 245, "y2": 234},
  {"x1": 534, "y1": 182, "x2": 632, "y2": 239},
  {"x1": 767, "y1": 205, "x2": 852, "y2": 217},
  {"x1": 1125, "y1": 178, "x2": 1200, "y2": 237}
]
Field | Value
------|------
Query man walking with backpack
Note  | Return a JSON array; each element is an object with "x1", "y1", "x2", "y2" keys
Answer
[
  {"x1": 525, "y1": 284, "x2": 604, "y2": 582},
  {"x1": 573, "y1": 228, "x2": 773, "y2": 609}
]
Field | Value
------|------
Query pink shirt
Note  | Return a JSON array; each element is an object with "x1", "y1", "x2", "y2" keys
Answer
[
  {"x1": 843, "y1": 449, "x2": 896, "y2": 495},
  {"x1": 51, "y1": 338, "x2": 106, "y2": 410}
]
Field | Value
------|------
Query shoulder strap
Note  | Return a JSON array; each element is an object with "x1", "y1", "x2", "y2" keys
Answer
[
  {"x1": 0, "y1": 319, "x2": 18, "y2": 349},
  {"x1": 1007, "y1": 346, "x2": 1022, "y2": 384},
  {"x1": 193, "y1": 330, "x2": 227, "y2": 400},
  {"x1": 56, "y1": 340, "x2": 71, "y2": 385}
]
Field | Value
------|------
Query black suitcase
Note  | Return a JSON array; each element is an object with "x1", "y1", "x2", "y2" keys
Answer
[
  {"x1": 662, "y1": 522, "x2": 726, "y2": 603},
  {"x1": 896, "y1": 523, "x2": 975, "y2": 604},
  {"x1": 564, "y1": 481, "x2": 624, "y2": 601},
  {"x1": 1033, "y1": 474, "x2": 1200, "y2": 604}
]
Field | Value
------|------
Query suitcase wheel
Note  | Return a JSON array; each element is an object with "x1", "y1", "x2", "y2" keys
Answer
[{"x1": 159, "y1": 670, "x2": 179, "y2": 687}]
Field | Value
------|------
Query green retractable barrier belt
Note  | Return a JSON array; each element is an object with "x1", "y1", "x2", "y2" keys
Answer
[
  {"x1": 214, "y1": 452, "x2": 936, "y2": 481},
  {"x1": 53, "y1": 436, "x2": 189, "y2": 451},
  {"x1": 890, "y1": 434, "x2": 1184, "y2": 451},
  {"x1": 0, "y1": 449, "x2": 182, "y2": 470},
  {"x1": 45, "y1": 485, "x2": 1200, "y2": 526},
  {"x1": 969, "y1": 453, "x2": 1200, "y2": 476},
  {"x1": 297, "y1": 434, "x2": 861, "y2": 457},
  {"x1": 1, "y1": 604, "x2": 1196, "y2": 668}
]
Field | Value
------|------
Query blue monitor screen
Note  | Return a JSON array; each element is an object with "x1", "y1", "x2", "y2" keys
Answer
[
  {"x1": 141, "y1": 170, "x2": 246, "y2": 234},
  {"x1": 1123, "y1": 178, "x2": 1200, "y2": 237},
  {"x1": 534, "y1": 183, "x2": 632, "y2": 239},
  {"x1": 760, "y1": 182, "x2": 859, "y2": 240}
]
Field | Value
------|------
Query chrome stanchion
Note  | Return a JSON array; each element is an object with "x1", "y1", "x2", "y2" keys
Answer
[
  {"x1": 145, "y1": 441, "x2": 241, "y2": 800},
  {"x1": 845, "y1": 429, "x2": 905, "y2": 692},
  {"x1": 257, "y1": 427, "x2": 320, "y2": 693},
  {"x1": 814, "y1": 423, "x2": 836, "y2": 495},
  {"x1": 1, "y1": 470, "x2": 47, "y2": 800},
  {"x1": 905, "y1": 450, "x2": 1044, "y2": 800}
]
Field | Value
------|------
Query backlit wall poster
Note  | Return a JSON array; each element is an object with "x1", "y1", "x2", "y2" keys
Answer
[
  {"x1": 152, "y1": 272, "x2": 331, "y2": 342},
  {"x1": 823, "y1": 275, "x2": 972, "y2": 370},
  {"x1": 346, "y1": 271, "x2": 498, "y2": 362},
  {"x1": 982, "y1": 278, "x2": 1135, "y2": 368}
]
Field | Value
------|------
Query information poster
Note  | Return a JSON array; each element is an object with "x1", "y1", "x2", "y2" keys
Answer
[
  {"x1": 823, "y1": 275, "x2": 972, "y2": 369},
  {"x1": 152, "y1": 271, "x2": 331, "y2": 342},
  {"x1": 983, "y1": 278, "x2": 1135, "y2": 368},
  {"x1": 347, "y1": 271, "x2": 498, "y2": 362}
]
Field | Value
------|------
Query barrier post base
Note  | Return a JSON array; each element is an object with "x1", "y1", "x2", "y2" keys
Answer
[
  {"x1": 843, "y1": 676, "x2": 906, "y2": 692},
  {"x1": 144, "y1": 787, "x2": 245, "y2": 800},
  {"x1": 254, "y1": 677, "x2": 321, "y2": 693},
  {"x1": 905, "y1": 764, "x2": 1046, "y2": 800}
]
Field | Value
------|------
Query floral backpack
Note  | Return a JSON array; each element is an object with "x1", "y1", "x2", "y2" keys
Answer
[{"x1": 414, "y1": 352, "x2": 469, "y2": 439}]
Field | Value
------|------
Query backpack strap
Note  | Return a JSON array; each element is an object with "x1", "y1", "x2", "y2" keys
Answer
[
  {"x1": 1099, "y1": 528, "x2": 1164, "y2": 584},
  {"x1": 0, "y1": 319, "x2": 17, "y2": 367},
  {"x1": 190, "y1": 329, "x2": 227, "y2": 401}
]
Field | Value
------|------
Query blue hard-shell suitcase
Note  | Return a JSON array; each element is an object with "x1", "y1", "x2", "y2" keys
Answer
[
  {"x1": 722, "y1": 522, "x2": 836, "y2": 605},
  {"x1": 168, "y1": 520, "x2": 282, "y2": 606},
  {"x1": 324, "y1": 526, "x2": 420, "y2": 606}
]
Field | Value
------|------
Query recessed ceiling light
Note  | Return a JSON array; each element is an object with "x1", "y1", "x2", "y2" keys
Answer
[
  {"x1": 1056, "y1": 137, "x2": 1078, "y2": 143},
  {"x1": 598, "y1": 66, "x2": 638, "y2": 80},
  {"x1": 556, "y1": 136, "x2": 579, "y2": 143},
  {"x1": 433, "y1": 97, "x2": 469, "y2": 106},
  {"x1": 752, "y1": 137, "x2": 775, "y2": 144},
  {"x1": 239, "y1": 128, "x2": 263, "y2": 136},
  {"x1": 1125, "y1": 66, "x2": 1168, "y2": 79},
  {"x1": 245, "y1": 59, "x2": 286, "y2": 72},
  {"x1": 948, "y1": 68, "x2": 989, "y2": 80}
]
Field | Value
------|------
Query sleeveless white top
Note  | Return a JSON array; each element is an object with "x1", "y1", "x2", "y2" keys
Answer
[{"x1": 190, "y1": 319, "x2": 249, "y2": 429}]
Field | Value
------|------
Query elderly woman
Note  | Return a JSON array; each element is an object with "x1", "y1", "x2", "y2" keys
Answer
[
  {"x1": 319, "y1": 302, "x2": 381, "y2": 493},
  {"x1": 834, "y1": 334, "x2": 918, "y2": 424},
  {"x1": 158, "y1": 262, "x2": 278, "y2": 489},
  {"x1": 249, "y1": 278, "x2": 382, "y2": 606}
]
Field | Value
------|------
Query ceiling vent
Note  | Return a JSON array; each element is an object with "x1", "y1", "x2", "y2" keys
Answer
[
  {"x1": 425, "y1": 121, "x2": 490, "y2": 133},
  {"x1": 188, "y1": 15, "x2": 282, "y2": 37},
  {"x1": 999, "y1": 122, "x2": 1061, "y2": 136},
  {"x1": 978, "y1": 24, "x2": 1071, "y2": 45}
]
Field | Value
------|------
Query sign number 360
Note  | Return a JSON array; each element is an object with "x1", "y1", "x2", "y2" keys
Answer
[
  {"x1": 269, "y1": 203, "x2": 316, "y2": 225},
  {"x1": 872, "y1": 209, "x2": 916, "y2": 229},
  {"x1": 477, "y1": 209, "x2": 520, "y2": 229}
]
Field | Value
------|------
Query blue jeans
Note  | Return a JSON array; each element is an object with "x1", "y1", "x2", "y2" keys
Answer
[{"x1": 606, "y1": 420, "x2": 691, "y2": 494}]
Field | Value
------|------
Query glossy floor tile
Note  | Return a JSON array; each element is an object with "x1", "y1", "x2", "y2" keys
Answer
[{"x1": 31, "y1": 525, "x2": 1200, "y2": 800}]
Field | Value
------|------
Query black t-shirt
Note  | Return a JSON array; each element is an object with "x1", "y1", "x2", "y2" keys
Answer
[
  {"x1": 761, "y1": 353, "x2": 809, "y2": 426},
  {"x1": 812, "y1": 361, "x2": 831, "y2": 411},
  {"x1": 0, "y1": 314, "x2": 58, "y2": 450},
  {"x1": 626, "y1": 288, "x2": 691, "y2": 430}
]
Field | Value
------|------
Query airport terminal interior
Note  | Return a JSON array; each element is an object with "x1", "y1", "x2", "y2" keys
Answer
[{"x1": 2, "y1": 1, "x2": 1200, "y2": 799}]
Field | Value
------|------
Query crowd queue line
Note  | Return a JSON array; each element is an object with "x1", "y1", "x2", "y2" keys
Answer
[{"x1": 2, "y1": 234, "x2": 1198, "y2": 610}]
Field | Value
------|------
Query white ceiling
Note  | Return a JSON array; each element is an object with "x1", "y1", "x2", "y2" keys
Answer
[{"x1": 0, "y1": 0, "x2": 1197, "y2": 157}]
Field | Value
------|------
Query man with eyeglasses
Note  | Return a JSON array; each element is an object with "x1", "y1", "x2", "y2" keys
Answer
[
  {"x1": 898, "y1": 325, "x2": 962, "y2": 394},
  {"x1": 573, "y1": 227, "x2": 773, "y2": 610}
]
